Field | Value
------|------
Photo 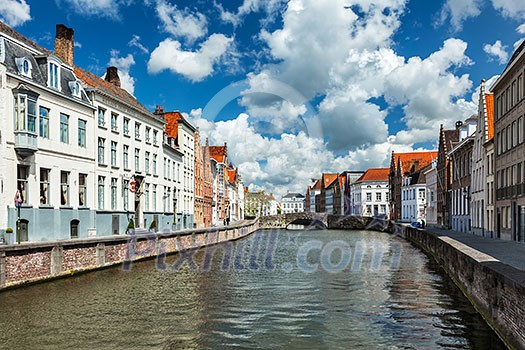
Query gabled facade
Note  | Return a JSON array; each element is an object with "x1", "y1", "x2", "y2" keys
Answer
[
  {"x1": 317, "y1": 173, "x2": 338, "y2": 213},
  {"x1": 202, "y1": 138, "x2": 213, "y2": 227},
  {"x1": 389, "y1": 151, "x2": 437, "y2": 221},
  {"x1": 210, "y1": 144, "x2": 228, "y2": 225},
  {"x1": 401, "y1": 165, "x2": 429, "y2": 223},
  {"x1": 424, "y1": 160, "x2": 438, "y2": 226},
  {"x1": 306, "y1": 179, "x2": 321, "y2": 213},
  {"x1": 436, "y1": 125, "x2": 460, "y2": 228},
  {"x1": 281, "y1": 193, "x2": 305, "y2": 214},
  {"x1": 472, "y1": 79, "x2": 495, "y2": 237}
]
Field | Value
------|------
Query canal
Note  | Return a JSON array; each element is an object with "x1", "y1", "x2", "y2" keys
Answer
[{"x1": 0, "y1": 229, "x2": 506, "y2": 349}]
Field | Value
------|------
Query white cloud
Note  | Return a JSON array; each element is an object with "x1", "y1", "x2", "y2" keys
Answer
[
  {"x1": 518, "y1": 24, "x2": 525, "y2": 34},
  {"x1": 483, "y1": 40, "x2": 509, "y2": 64},
  {"x1": 58, "y1": 0, "x2": 131, "y2": 19},
  {"x1": 438, "y1": 0, "x2": 482, "y2": 31},
  {"x1": 154, "y1": 0, "x2": 207, "y2": 43},
  {"x1": 128, "y1": 35, "x2": 148, "y2": 54},
  {"x1": 215, "y1": 0, "x2": 287, "y2": 26},
  {"x1": 106, "y1": 50, "x2": 136, "y2": 95},
  {"x1": 491, "y1": 0, "x2": 525, "y2": 20},
  {"x1": 0, "y1": 0, "x2": 31, "y2": 27},
  {"x1": 148, "y1": 34, "x2": 233, "y2": 82}
]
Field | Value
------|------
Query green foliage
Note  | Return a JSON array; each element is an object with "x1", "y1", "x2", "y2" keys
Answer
[
  {"x1": 149, "y1": 220, "x2": 157, "y2": 230},
  {"x1": 5, "y1": 227, "x2": 13, "y2": 233},
  {"x1": 127, "y1": 219, "x2": 135, "y2": 230}
]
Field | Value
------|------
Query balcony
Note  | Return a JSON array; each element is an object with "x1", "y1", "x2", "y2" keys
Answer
[{"x1": 14, "y1": 131, "x2": 38, "y2": 157}]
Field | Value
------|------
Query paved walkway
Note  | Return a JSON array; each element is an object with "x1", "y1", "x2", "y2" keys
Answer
[{"x1": 423, "y1": 226, "x2": 525, "y2": 271}]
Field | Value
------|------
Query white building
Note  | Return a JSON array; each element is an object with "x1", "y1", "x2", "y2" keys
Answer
[
  {"x1": 350, "y1": 168, "x2": 390, "y2": 218},
  {"x1": 401, "y1": 169, "x2": 428, "y2": 223},
  {"x1": 472, "y1": 79, "x2": 495, "y2": 237},
  {"x1": 307, "y1": 179, "x2": 321, "y2": 213},
  {"x1": 280, "y1": 193, "x2": 305, "y2": 214},
  {"x1": 0, "y1": 23, "x2": 96, "y2": 241},
  {"x1": 424, "y1": 160, "x2": 438, "y2": 226}
]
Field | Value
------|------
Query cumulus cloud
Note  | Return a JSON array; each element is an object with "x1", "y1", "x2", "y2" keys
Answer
[
  {"x1": 148, "y1": 34, "x2": 233, "y2": 82},
  {"x1": 106, "y1": 50, "x2": 136, "y2": 95},
  {"x1": 518, "y1": 24, "x2": 525, "y2": 34},
  {"x1": 154, "y1": 0, "x2": 207, "y2": 43},
  {"x1": 57, "y1": 0, "x2": 131, "y2": 19},
  {"x1": 483, "y1": 40, "x2": 509, "y2": 64},
  {"x1": 0, "y1": 0, "x2": 31, "y2": 27},
  {"x1": 438, "y1": 0, "x2": 482, "y2": 31}
]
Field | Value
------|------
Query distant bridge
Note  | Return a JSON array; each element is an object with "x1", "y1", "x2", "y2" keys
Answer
[{"x1": 257, "y1": 213, "x2": 392, "y2": 231}]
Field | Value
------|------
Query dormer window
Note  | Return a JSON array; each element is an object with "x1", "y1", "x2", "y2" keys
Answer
[
  {"x1": 68, "y1": 80, "x2": 81, "y2": 98},
  {"x1": 47, "y1": 58, "x2": 61, "y2": 90},
  {"x1": 15, "y1": 57, "x2": 32, "y2": 78}
]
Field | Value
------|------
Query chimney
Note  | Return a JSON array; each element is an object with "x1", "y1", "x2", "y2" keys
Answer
[
  {"x1": 455, "y1": 121, "x2": 463, "y2": 130},
  {"x1": 105, "y1": 66, "x2": 121, "y2": 88},
  {"x1": 54, "y1": 24, "x2": 74, "y2": 66},
  {"x1": 154, "y1": 105, "x2": 165, "y2": 115}
]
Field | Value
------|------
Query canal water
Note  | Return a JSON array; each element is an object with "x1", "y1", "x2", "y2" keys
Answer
[{"x1": 0, "y1": 230, "x2": 506, "y2": 349}]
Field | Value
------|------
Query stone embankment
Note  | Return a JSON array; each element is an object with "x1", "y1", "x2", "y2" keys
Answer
[
  {"x1": 397, "y1": 224, "x2": 525, "y2": 350},
  {"x1": 0, "y1": 220, "x2": 259, "y2": 290}
]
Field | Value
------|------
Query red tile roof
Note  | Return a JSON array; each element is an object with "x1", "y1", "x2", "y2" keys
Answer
[
  {"x1": 322, "y1": 174, "x2": 338, "y2": 189},
  {"x1": 357, "y1": 168, "x2": 390, "y2": 182},
  {"x1": 485, "y1": 93, "x2": 494, "y2": 141},
  {"x1": 164, "y1": 111, "x2": 184, "y2": 140},
  {"x1": 393, "y1": 151, "x2": 438, "y2": 174},
  {"x1": 210, "y1": 145, "x2": 227, "y2": 163},
  {"x1": 228, "y1": 169, "x2": 237, "y2": 183}
]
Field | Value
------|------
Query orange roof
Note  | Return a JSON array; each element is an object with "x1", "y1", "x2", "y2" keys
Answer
[
  {"x1": 228, "y1": 169, "x2": 237, "y2": 183},
  {"x1": 485, "y1": 93, "x2": 494, "y2": 141},
  {"x1": 322, "y1": 173, "x2": 338, "y2": 188},
  {"x1": 393, "y1": 151, "x2": 438, "y2": 174},
  {"x1": 74, "y1": 66, "x2": 157, "y2": 119},
  {"x1": 357, "y1": 168, "x2": 390, "y2": 182},
  {"x1": 210, "y1": 145, "x2": 227, "y2": 163},
  {"x1": 164, "y1": 111, "x2": 184, "y2": 140}
]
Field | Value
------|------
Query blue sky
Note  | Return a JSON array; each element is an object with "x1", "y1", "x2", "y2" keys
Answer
[{"x1": 1, "y1": 0, "x2": 524, "y2": 196}]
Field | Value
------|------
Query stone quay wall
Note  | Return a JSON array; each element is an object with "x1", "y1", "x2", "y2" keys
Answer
[
  {"x1": 0, "y1": 220, "x2": 259, "y2": 290},
  {"x1": 396, "y1": 224, "x2": 525, "y2": 350}
]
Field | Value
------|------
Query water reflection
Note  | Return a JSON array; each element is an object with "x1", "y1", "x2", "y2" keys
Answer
[{"x1": 0, "y1": 230, "x2": 506, "y2": 349}]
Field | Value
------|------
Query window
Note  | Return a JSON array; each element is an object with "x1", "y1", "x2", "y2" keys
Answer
[
  {"x1": 123, "y1": 145, "x2": 129, "y2": 169},
  {"x1": 110, "y1": 141, "x2": 117, "y2": 167},
  {"x1": 123, "y1": 180, "x2": 129, "y2": 210},
  {"x1": 146, "y1": 127, "x2": 151, "y2": 143},
  {"x1": 14, "y1": 94, "x2": 37, "y2": 133},
  {"x1": 135, "y1": 122, "x2": 141, "y2": 140},
  {"x1": 69, "y1": 81, "x2": 81, "y2": 97},
  {"x1": 418, "y1": 188, "x2": 425, "y2": 199},
  {"x1": 153, "y1": 130, "x2": 158, "y2": 145},
  {"x1": 111, "y1": 178, "x2": 117, "y2": 210},
  {"x1": 123, "y1": 118, "x2": 129, "y2": 135},
  {"x1": 513, "y1": 121, "x2": 517, "y2": 147},
  {"x1": 519, "y1": 75, "x2": 523, "y2": 101},
  {"x1": 15, "y1": 57, "x2": 32, "y2": 77},
  {"x1": 79, "y1": 174, "x2": 87, "y2": 207},
  {"x1": 110, "y1": 113, "x2": 118, "y2": 132},
  {"x1": 60, "y1": 113, "x2": 69, "y2": 143},
  {"x1": 145, "y1": 183, "x2": 150, "y2": 211},
  {"x1": 48, "y1": 62, "x2": 59, "y2": 89},
  {"x1": 135, "y1": 148, "x2": 140, "y2": 171},
  {"x1": 17, "y1": 165, "x2": 29, "y2": 204},
  {"x1": 145, "y1": 151, "x2": 150, "y2": 174},
  {"x1": 98, "y1": 138, "x2": 105, "y2": 164},
  {"x1": 153, "y1": 154, "x2": 157, "y2": 175},
  {"x1": 60, "y1": 171, "x2": 70, "y2": 206},
  {"x1": 366, "y1": 192, "x2": 372, "y2": 201},
  {"x1": 153, "y1": 185, "x2": 157, "y2": 211},
  {"x1": 40, "y1": 168, "x2": 50, "y2": 205},
  {"x1": 98, "y1": 108, "x2": 105, "y2": 127},
  {"x1": 519, "y1": 117, "x2": 524, "y2": 144},
  {"x1": 78, "y1": 119, "x2": 86, "y2": 147},
  {"x1": 376, "y1": 192, "x2": 381, "y2": 201},
  {"x1": 98, "y1": 176, "x2": 105, "y2": 209},
  {"x1": 39, "y1": 107, "x2": 49, "y2": 138}
]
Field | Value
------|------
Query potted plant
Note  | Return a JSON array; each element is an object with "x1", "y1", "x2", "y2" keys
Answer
[
  {"x1": 5, "y1": 228, "x2": 14, "y2": 245},
  {"x1": 126, "y1": 219, "x2": 135, "y2": 234},
  {"x1": 149, "y1": 220, "x2": 157, "y2": 233}
]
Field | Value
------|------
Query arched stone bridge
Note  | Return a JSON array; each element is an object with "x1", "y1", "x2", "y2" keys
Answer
[{"x1": 257, "y1": 213, "x2": 393, "y2": 231}]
